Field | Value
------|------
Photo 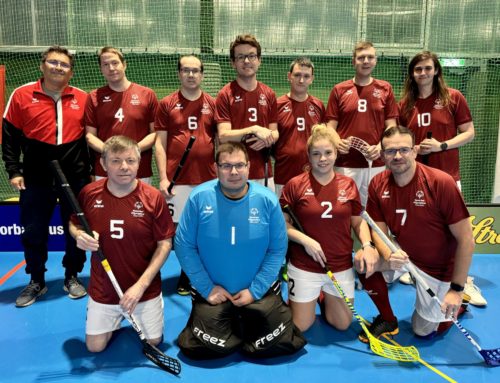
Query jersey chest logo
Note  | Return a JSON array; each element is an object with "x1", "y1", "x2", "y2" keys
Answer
[
  {"x1": 413, "y1": 190, "x2": 427, "y2": 207},
  {"x1": 248, "y1": 207, "x2": 260, "y2": 224},
  {"x1": 102, "y1": 96, "x2": 112, "y2": 103},
  {"x1": 258, "y1": 94, "x2": 267, "y2": 106},
  {"x1": 130, "y1": 94, "x2": 141, "y2": 106},
  {"x1": 337, "y1": 189, "x2": 348, "y2": 203},
  {"x1": 93, "y1": 199, "x2": 104, "y2": 208},
  {"x1": 234, "y1": 95, "x2": 243, "y2": 103},
  {"x1": 372, "y1": 89, "x2": 382, "y2": 99},
  {"x1": 203, "y1": 205, "x2": 214, "y2": 215},
  {"x1": 308, "y1": 105, "x2": 317, "y2": 117},
  {"x1": 433, "y1": 98, "x2": 444, "y2": 110},
  {"x1": 201, "y1": 103, "x2": 212, "y2": 115},
  {"x1": 131, "y1": 201, "x2": 145, "y2": 217},
  {"x1": 304, "y1": 188, "x2": 314, "y2": 196}
]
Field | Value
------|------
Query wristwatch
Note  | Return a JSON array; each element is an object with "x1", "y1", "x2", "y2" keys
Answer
[
  {"x1": 362, "y1": 241, "x2": 375, "y2": 250},
  {"x1": 440, "y1": 142, "x2": 448, "y2": 151},
  {"x1": 449, "y1": 282, "x2": 464, "y2": 292}
]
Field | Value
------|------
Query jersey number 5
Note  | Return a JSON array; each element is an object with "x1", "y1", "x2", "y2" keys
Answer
[{"x1": 110, "y1": 219, "x2": 124, "y2": 239}]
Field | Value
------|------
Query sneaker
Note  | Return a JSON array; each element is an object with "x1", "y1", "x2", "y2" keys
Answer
[
  {"x1": 464, "y1": 276, "x2": 487, "y2": 306},
  {"x1": 176, "y1": 271, "x2": 191, "y2": 296},
  {"x1": 64, "y1": 276, "x2": 87, "y2": 299},
  {"x1": 358, "y1": 314, "x2": 399, "y2": 344},
  {"x1": 15, "y1": 281, "x2": 48, "y2": 307},
  {"x1": 399, "y1": 272, "x2": 415, "y2": 286}
]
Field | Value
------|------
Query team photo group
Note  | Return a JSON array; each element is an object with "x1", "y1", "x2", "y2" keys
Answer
[{"x1": 2, "y1": 32, "x2": 486, "y2": 367}]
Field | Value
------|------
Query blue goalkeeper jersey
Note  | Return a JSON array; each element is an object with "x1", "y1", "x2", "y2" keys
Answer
[{"x1": 175, "y1": 180, "x2": 287, "y2": 300}]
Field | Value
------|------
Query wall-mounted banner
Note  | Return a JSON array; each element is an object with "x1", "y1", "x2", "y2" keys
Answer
[{"x1": 1, "y1": 203, "x2": 499, "y2": 254}]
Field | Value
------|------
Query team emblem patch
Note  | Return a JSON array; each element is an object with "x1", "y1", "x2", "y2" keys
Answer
[
  {"x1": 248, "y1": 207, "x2": 260, "y2": 224},
  {"x1": 413, "y1": 190, "x2": 426, "y2": 207},
  {"x1": 258, "y1": 93, "x2": 267, "y2": 106},
  {"x1": 131, "y1": 200, "x2": 145, "y2": 217}
]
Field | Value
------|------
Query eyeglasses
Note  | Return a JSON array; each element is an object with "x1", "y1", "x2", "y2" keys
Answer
[
  {"x1": 382, "y1": 147, "x2": 413, "y2": 157},
  {"x1": 234, "y1": 54, "x2": 259, "y2": 63},
  {"x1": 45, "y1": 59, "x2": 72, "y2": 70},
  {"x1": 217, "y1": 162, "x2": 248, "y2": 172},
  {"x1": 180, "y1": 68, "x2": 202, "y2": 75}
]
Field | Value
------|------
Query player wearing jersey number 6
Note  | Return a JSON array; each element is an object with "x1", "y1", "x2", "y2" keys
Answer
[{"x1": 280, "y1": 124, "x2": 377, "y2": 332}]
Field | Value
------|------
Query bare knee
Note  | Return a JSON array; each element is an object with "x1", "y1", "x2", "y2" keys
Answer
[
  {"x1": 86, "y1": 333, "x2": 112, "y2": 353},
  {"x1": 325, "y1": 311, "x2": 352, "y2": 331}
]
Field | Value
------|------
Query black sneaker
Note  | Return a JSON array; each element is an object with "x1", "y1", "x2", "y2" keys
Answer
[
  {"x1": 64, "y1": 276, "x2": 87, "y2": 299},
  {"x1": 15, "y1": 281, "x2": 48, "y2": 307},
  {"x1": 176, "y1": 271, "x2": 191, "y2": 296},
  {"x1": 359, "y1": 314, "x2": 399, "y2": 344}
]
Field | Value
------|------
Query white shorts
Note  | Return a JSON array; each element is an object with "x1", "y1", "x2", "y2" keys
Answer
[
  {"x1": 96, "y1": 175, "x2": 151, "y2": 184},
  {"x1": 86, "y1": 293, "x2": 164, "y2": 339},
  {"x1": 274, "y1": 184, "x2": 284, "y2": 198},
  {"x1": 287, "y1": 263, "x2": 355, "y2": 303},
  {"x1": 167, "y1": 184, "x2": 195, "y2": 223},
  {"x1": 383, "y1": 266, "x2": 450, "y2": 323},
  {"x1": 335, "y1": 166, "x2": 385, "y2": 206},
  {"x1": 251, "y1": 177, "x2": 275, "y2": 193}
]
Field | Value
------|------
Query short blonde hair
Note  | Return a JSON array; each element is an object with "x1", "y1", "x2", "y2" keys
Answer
[{"x1": 306, "y1": 124, "x2": 338, "y2": 153}]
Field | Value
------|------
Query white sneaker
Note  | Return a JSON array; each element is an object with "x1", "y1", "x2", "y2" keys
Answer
[
  {"x1": 399, "y1": 272, "x2": 415, "y2": 286},
  {"x1": 464, "y1": 276, "x2": 487, "y2": 306}
]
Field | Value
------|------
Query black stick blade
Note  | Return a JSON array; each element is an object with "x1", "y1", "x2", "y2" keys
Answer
[
  {"x1": 480, "y1": 348, "x2": 500, "y2": 367},
  {"x1": 143, "y1": 342, "x2": 181, "y2": 375}
]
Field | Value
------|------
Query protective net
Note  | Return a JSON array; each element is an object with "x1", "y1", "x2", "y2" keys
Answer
[{"x1": 1, "y1": 0, "x2": 499, "y2": 202}]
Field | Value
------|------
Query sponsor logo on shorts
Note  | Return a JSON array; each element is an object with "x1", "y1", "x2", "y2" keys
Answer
[
  {"x1": 254, "y1": 322, "x2": 286, "y2": 348},
  {"x1": 193, "y1": 327, "x2": 227, "y2": 347}
]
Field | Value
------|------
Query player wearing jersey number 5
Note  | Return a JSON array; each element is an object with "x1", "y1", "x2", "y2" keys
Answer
[
  {"x1": 356, "y1": 126, "x2": 474, "y2": 342},
  {"x1": 325, "y1": 41, "x2": 398, "y2": 206},
  {"x1": 69, "y1": 136, "x2": 175, "y2": 353},
  {"x1": 175, "y1": 142, "x2": 306, "y2": 359},
  {"x1": 280, "y1": 124, "x2": 377, "y2": 332},
  {"x1": 215, "y1": 34, "x2": 279, "y2": 190},
  {"x1": 85, "y1": 47, "x2": 158, "y2": 183}
]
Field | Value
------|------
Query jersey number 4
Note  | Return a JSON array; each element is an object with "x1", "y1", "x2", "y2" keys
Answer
[{"x1": 114, "y1": 108, "x2": 125, "y2": 123}]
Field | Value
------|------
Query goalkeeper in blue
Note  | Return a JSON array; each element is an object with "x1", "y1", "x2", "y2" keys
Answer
[{"x1": 175, "y1": 141, "x2": 306, "y2": 359}]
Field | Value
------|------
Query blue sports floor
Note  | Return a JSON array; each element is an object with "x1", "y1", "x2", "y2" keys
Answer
[{"x1": 0, "y1": 251, "x2": 499, "y2": 383}]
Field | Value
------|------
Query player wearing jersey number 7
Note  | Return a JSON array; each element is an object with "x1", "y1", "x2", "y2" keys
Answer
[
  {"x1": 356, "y1": 126, "x2": 474, "y2": 341},
  {"x1": 280, "y1": 124, "x2": 377, "y2": 332}
]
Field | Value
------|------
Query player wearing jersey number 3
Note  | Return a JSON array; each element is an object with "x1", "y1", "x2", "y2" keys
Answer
[{"x1": 280, "y1": 124, "x2": 377, "y2": 332}]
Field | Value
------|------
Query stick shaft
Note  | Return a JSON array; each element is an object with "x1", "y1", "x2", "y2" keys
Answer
[{"x1": 167, "y1": 135, "x2": 196, "y2": 193}]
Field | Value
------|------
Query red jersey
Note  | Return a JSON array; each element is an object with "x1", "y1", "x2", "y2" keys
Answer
[
  {"x1": 325, "y1": 79, "x2": 398, "y2": 168},
  {"x1": 366, "y1": 163, "x2": 470, "y2": 281},
  {"x1": 215, "y1": 81, "x2": 278, "y2": 179},
  {"x1": 280, "y1": 172, "x2": 362, "y2": 273},
  {"x1": 73, "y1": 179, "x2": 175, "y2": 304},
  {"x1": 398, "y1": 89, "x2": 472, "y2": 181},
  {"x1": 274, "y1": 94, "x2": 325, "y2": 185},
  {"x1": 155, "y1": 90, "x2": 216, "y2": 185},
  {"x1": 84, "y1": 83, "x2": 158, "y2": 178},
  {"x1": 4, "y1": 79, "x2": 87, "y2": 144}
]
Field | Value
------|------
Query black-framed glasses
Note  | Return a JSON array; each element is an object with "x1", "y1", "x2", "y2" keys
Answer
[
  {"x1": 234, "y1": 54, "x2": 259, "y2": 63},
  {"x1": 217, "y1": 162, "x2": 248, "y2": 171},
  {"x1": 382, "y1": 147, "x2": 413, "y2": 157}
]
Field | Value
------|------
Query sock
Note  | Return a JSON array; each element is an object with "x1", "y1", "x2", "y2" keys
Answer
[{"x1": 357, "y1": 271, "x2": 397, "y2": 322}]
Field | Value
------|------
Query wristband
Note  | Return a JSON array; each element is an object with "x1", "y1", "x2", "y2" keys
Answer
[
  {"x1": 449, "y1": 282, "x2": 464, "y2": 292},
  {"x1": 362, "y1": 241, "x2": 375, "y2": 250}
]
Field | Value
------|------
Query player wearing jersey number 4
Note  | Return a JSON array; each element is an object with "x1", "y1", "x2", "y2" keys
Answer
[
  {"x1": 356, "y1": 126, "x2": 474, "y2": 342},
  {"x1": 326, "y1": 41, "x2": 398, "y2": 206},
  {"x1": 155, "y1": 55, "x2": 217, "y2": 295},
  {"x1": 280, "y1": 124, "x2": 377, "y2": 333},
  {"x1": 85, "y1": 47, "x2": 158, "y2": 182},
  {"x1": 215, "y1": 34, "x2": 279, "y2": 190},
  {"x1": 175, "y1": 142, "x2": 306, "y2": 359},
  {"x1": 69, "y1": 136, "x2": 175, "y2": 353}
]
